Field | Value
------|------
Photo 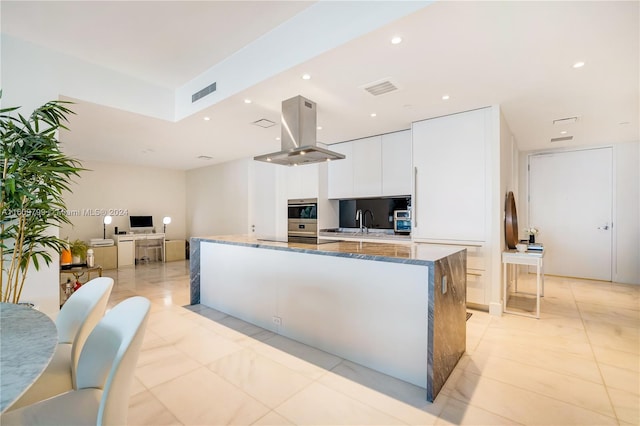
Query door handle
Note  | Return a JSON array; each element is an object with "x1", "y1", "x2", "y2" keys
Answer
[
  {"x1": 597, "y1": 224, "x2": 610, "y2": 230},
  {"x1": 414, "y1": 167, "x2": 418, "y2": 228}
]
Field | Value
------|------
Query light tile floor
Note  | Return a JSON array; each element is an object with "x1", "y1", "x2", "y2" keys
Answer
[{"x1": 103, "y1": 261, "x2": 640, "y2": 425}]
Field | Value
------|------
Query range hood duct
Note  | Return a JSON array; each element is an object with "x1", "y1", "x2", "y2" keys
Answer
[{"x1": 254, "y1": 95, "x2": 345, "y2": 166}]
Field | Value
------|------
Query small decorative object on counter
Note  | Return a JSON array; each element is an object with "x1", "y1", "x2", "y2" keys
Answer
[
  {"x1": 86, "y1": 249, "x2": 95, "y2": 267},
  {"x1": 73, "y1": 280, "x2": 82, "y2": 292},
  {"x1": 525, "y1": 227, "x2": 539, "y2": 244}
]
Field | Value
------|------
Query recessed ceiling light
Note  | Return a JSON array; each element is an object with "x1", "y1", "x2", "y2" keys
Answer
[
  {"x1": 370, "y1": 113, "x2": 377, "y2": 117},
  {"x1": 302, "y1": 73, "x2": 311, "y2": 80},
  {"x1": 203, "y1": 116, "x2": 210, "y2": 121},
  {"x1": 300, "y1": 151, "x2": 306, "y2": 155},
  {"x1": 573, "y1": 61, "x2": 585, "y2": 69},
  {"x1": 560, "y1": 130, "x2": 568, "y2": 135},
  {"x1": 275, "y1": 137, "x2": 281, "y2": 141},
  {"x1": 266, "y1": 158, "x2": 272, "y2": 162},
  {"x1": 244, "y1": 99, "x2": 252, "y2": 104},
  {"x1": 317, "y1": 126, "x2": 323, "y2": 130},
  {"x1": 391, "y1": 36, "x2": 402, "y2": 45},
  {"x1": 442, "y1": 94, "x2": 450, "y2": 100}
]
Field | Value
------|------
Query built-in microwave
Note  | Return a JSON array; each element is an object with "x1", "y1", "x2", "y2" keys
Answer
[
  {"x1": 287, "y1": 198, "x2": 317, "y2": 220},
  {"x1": 393, "y1": 210, "x2": 411, "y2": 234}
]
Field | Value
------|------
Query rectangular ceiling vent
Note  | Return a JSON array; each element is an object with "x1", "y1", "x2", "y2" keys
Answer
[
  {"x1": 192, "y1": 82, "x2": 217, "y2": 103},
  {"x1": 362, "y1": 78, "x2": 400, "y2": 96},
  {"x1": 252, "y1": 118, "x2": 276, "y2": 128},
  {"x1": 550, "y1": 136, "x2": 574, "y2": 143},
  {"x1": 553, "y1": 116, "x2": 579, "y2": 125}
]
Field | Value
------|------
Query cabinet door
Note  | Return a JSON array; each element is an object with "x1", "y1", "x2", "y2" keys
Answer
[
  {"x1": 412, "y1": 108, "x2": 488, "y2": 241},
  {"x1": 352, "y1": 136, "x2": 382, "y2": 197},
  {"x1": 381, "y1": 130, "x2": 412, "y2": 196},
  {"x1": 117, "y1": 240, "x2": 134, "y2": 267},
  {"x1": 286, "y1": 163, "x2": 319, "y2": 199},
  {"x1": 328, "y1": 142, "x2": 353, "y2": 199}
]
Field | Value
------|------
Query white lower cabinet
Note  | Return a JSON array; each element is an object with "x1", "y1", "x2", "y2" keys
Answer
[
  {"x1": 466, "y1": 270, "x2": 486, "y2": 306},
  {"x1": 116, "y1": 238, "x2": 134, "y2": 267}
]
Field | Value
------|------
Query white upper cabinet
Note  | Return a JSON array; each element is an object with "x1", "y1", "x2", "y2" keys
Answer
[
  {"x1": 352, "y1": 136, "x2": 382, "y2": 197},
  {"x1": 328, "y1": 131, "x2": 411, "y2": 199},
  {"x1": 286, "y1": 163, "x2": 319, "y2": 200},
  {"x1": 381, "y1": 130, "x2": 412, "y2": 196},
  {"x1": 328, "y1": 142, "x2": 353, "y2": 199},
  {"x1": 412, "y1": 108, "x2": 490, "y2": 242}
]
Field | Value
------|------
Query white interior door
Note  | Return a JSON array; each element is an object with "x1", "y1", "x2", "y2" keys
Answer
[
  {"x1": 250, "y1": 161, "x2": 285, "y2": 241},
  {"x1": 528, "y1": 148, "x2": 613, "y2": 281}
]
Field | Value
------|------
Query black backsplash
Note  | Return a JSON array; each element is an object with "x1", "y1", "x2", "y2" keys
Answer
[{"x1": 339, "y1": 197, "x2": 410, "y2": 229}]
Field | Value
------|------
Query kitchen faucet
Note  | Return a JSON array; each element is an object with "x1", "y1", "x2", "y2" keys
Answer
[
  {"x1": 363, "y1": 210, "x2": 374, "y2": 233},
  {"x1": 355, "y1": 209, "x2": 374, "y2": 233}
]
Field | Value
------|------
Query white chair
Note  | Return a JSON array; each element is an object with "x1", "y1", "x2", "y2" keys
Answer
[
  {"x1": 0, "y1": 296, "x2": 151, "y2": 425},
  {"x1": 7, "y1": 277, "x2": 114, "y2": 410}
]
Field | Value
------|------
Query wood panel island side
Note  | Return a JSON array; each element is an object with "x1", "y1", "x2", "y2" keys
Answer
[{"x1": 189, "y1": 236, "x2": 466, "y2": 401}]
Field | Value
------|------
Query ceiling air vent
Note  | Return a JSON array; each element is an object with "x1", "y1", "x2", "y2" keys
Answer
[
  {"x1": 192, "y1": 82, "x2": 217, "y2": 103},
  {"x1": 197, "y1": 155, "x2": 213, "y2": 160},
  {"x1": 252, "y1": 119, "x2": 276, "y2": 128},
  {"x1": 550, "y1": 136, "x2": 574, "y2": 143},
  {"x1": 362, "y1": 78, "x2": 400, "y2": 96},
  {"x1": 553, "y1": 116, "x2": 579, "y2": 125}
]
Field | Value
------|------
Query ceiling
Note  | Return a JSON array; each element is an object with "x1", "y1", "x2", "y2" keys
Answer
[{"x1": 2, "y1": 1, "x2": 638, "y2": 170}]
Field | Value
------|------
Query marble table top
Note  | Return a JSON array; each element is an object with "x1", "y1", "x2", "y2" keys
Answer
[
  {"x1": 194, "y1": 235, "x2": 464, "y2": 265},
  {"x1": 0, "y1": 303, "x2": 58, "y2": 412}
]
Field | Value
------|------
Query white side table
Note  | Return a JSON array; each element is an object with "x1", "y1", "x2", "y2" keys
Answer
[{"x1": 502, "y1": 249, "x2": 545, "y2": 319}]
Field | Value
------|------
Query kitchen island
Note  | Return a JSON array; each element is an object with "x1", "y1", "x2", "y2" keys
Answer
[{"x1": 190, "y1": 235, "x2": 466, "y2": 401}]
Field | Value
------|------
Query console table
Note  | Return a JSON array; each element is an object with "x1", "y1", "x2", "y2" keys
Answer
[
  {"x1": 502, "y1": 249, "x2": 545, "y2": 319},
  {"x1": 116, "y1": 233, "x2": 165, "y2": 267}
]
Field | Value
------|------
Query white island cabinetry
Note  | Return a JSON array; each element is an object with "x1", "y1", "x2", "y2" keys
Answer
[{"x1": 191, "y1": 236, "x2": 467, "y2": 402}]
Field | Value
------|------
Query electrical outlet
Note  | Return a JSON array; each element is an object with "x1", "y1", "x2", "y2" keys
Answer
[{"x1": 272, "y1": 316, "x2": 282, "y2": 325}]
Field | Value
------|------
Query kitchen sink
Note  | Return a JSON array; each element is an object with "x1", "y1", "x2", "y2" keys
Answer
[{"x1": 319, "y1": 228, "x2": 410, "y2": 240}]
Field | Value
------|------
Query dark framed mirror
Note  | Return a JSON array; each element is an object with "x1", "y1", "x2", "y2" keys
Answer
[{"x1": 505, "y1": 191, "x2": 518, "y2": 249}]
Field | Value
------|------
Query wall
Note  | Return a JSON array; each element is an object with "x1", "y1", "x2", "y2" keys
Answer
[
  {"x1": 518, "y1": 141, "x2": 640, "y2": 285},
  {"x1": 614, "y1": 142, "x2": 640, "y2": 283},
  {"x1": 493, "y1": 107, "x2": 518, "y2": 314},
  {"x1": 186, "y1": 158, "x2": 250, "y2": 238},
  {"x1": 60, "y1": 161, "x2": 187, "y2": 241},
  {"x1": 1, "y1": 35, "x2": 174, "y2": 120}
]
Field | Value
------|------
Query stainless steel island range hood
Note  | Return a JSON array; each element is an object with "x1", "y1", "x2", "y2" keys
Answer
[{"x1": 254, "y1": 95, "x2": 345, "y2": 166}]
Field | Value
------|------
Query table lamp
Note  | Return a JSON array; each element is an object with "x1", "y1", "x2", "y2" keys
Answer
[
  {"x1": 103, "y1": 215, "x2": 112, "y2": 239},
  {"x1": 163, "y1": 216, "x2": 171, "y2": 234}
]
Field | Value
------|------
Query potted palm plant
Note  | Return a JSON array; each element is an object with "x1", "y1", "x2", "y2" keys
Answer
[
  {"x1": 1, "y1": 92, "x2": 84, "y2": 303},
  {"x1": 69, "y1": 239, "x2": 88, "y2": 265}
]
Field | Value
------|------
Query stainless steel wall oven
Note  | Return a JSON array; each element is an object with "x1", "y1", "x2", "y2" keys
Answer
[{"x1": 287, "y1": 198, "x2": 318, "y2": 243}]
